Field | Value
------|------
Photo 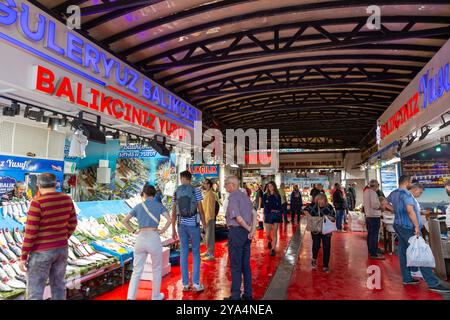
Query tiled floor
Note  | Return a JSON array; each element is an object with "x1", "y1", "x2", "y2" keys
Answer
[
  {"x1": 95, "y1": 221, "x2": 445, "y2": 300},
  {"x1": 95, "y1": 222, "x2": 298, "y2": 300},
  {"x1": 287, "y1": 229, "x2": 443, "y2": 300}
]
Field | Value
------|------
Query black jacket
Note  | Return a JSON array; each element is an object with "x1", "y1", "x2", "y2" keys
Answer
[
  {"x1": 310, "y1": 188, "x2": 324, "y2": 202},
  {"x1": 332, "y1": 189, "x2": 345, "y2": 210}
]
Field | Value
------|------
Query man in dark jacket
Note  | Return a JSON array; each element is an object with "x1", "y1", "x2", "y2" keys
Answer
[
  {"x1": 346, "y1": 183, "x2": 357, "y2": 211},
  {"x1": 310, "y1": 184, "x2": 325, "y2": 202},
  {"x1": 290, "y1": 185, "x2": 303, "y2": 223},
  {"x1": 333, "y1": 183, "x2": 346, "y2": 232}
]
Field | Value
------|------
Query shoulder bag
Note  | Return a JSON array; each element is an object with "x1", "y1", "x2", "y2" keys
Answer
[{"x1": 306, "y1": 207, "x2": 324, "y2": 233}]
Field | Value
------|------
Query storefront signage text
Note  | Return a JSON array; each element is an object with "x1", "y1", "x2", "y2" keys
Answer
[
  {"x1": 34, "y1": 65, "x2": 189, "y2": 140},
  {"x1": 380, "y1": 92, "x2": 419, "y2": 140},
  {"x1": 419, "y1": 62, "x2": 450, "y2": 109},
  {"x1": 0, "y1": 0, "x2": 200, "y2": 124},
  {"x1": 189, "y1": 165, "x2": 219, "y2": 175},
  {"x1": 280, "y1": 161, "x2": 342, "y2": 168}
]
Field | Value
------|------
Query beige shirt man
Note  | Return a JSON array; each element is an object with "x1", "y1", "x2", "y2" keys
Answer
[{"x1": 363, "y1": 187, "x2": 381, "y2": 218}]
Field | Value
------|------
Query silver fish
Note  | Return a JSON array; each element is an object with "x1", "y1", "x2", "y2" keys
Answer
[
  {"x1": 0, "y1": 281, "x2": 12, "y2": 292},
  {"x1": 13, "y1": 228, "x2": 23, "y2": 244},
  {"x1": 0, "y1": 252, "x2": 8, "y2": 263},
  {"x1": 2, "y1": 262, "x2": 17, "y2": 278},
  {"x1": 8, "y1": 245, "x2": 21, "y2": 258},
  {"x1": 0, "y1": 245, "x2": 16, "y2": 261}
]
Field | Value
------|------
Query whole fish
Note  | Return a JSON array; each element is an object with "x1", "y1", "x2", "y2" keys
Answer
[
  {"x1": 0, "y1": 245, "x2": 17, "y2": 261},
  {"x1": 2, "y1": 204, "x2": 8, "y2": 218},
  {"x1": 13, "y1": 228, "x2": 23, "y2": 244},
  {"x1": 0, "y1": 230, "x2": 8, "y2": 246},
  {"x1": 8, "y1": 244, "x2": 21, "y2": 258},
  {"x1": 12, "y1": 203, "x2": 20, "y2": 217},
  {"x1": 11, "y1": 262, "x2": 25, "y2": 278},
  {"x1": 1, "y1": 262, "x2": 17, "y2": 278},
  {"x1": 4, "y1": 277, "x2": 26, "y2": 289},
  {"x1": 6, "y1": 204, "x2": 13, "y2": 218},
  {"x1": 15, "y1": 274, "x2": 27, "y2": 284},
  {"x1": 20, "y1": 202, "x2": 28, "y2": 215},
  {"x1": 68, "y1": 258, "x2": 93, "y2": 266},
  {"x1": 0, "y1": 280, "x2": 12, "y2": 292},
  {"x1": 0, "y1": 252, "x2": 8, "y2": 263},
  {"x1": 4, "y1": 229, "x2": 15, "y2": 245}
]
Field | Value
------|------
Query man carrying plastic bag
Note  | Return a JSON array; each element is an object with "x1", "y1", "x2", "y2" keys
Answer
[{"x1": 388, "y1": 179, "x2": 450, "y2": 293}]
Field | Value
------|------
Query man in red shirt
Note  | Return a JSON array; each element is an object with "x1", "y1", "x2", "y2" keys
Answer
[{"x1": 19, "y1": 173, "x2": 77, "y2": 300}]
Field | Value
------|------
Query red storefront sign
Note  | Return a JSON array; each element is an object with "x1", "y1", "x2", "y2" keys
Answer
[
  {"x1": 33, "y1": 65, "x2": 189, "y2": 141},
  {"x1": 380, "y1": 92, "x2": 420, "y2": 140}
]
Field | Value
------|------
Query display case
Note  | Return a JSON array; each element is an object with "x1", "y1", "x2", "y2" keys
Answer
[{"x1": 0, "y1": 198, "x2": 175, "y2": 300}]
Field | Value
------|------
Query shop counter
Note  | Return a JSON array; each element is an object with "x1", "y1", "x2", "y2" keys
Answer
[{"x1": 429, "y1": 218, "x2": 450, "y2": 280}]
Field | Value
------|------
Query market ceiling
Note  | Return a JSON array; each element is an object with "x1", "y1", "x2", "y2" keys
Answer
[{"x1": 29, "y1": 0, "x2": 450, "y2": 150}]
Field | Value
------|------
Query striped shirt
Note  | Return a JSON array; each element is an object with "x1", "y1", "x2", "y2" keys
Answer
[
  {"x1": 174, "y1": 186, "x2": 203, "y2": 226},
  {"x1": 21, "y1": 192, "x2": 77, "y2": 260}
]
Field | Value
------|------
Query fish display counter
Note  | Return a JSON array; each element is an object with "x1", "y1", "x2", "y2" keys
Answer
[{"x1": 0, "y1": 198, "x2": 175, "y2": 300}]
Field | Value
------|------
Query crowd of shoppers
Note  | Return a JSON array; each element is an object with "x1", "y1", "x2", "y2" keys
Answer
[{"x1": 20, "y1": 170, "x2": 450, "y2": 300}]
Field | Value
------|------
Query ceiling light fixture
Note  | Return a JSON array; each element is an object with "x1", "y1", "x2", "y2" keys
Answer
[
  {"x1": 405, "y1": 134, "x2": 416, "y2": 147},
  {"x1": 419, "y1": 125, "x2": 432, "y2": 141},
  {"x1": 439, "y1": 112, "x2": 450, "y2": 130},
  {"x1": 2, "y1": 101, "x2": 20, "y2": 116},
  {"x1": 397, "y1": 139, "x2": 404, "y2": 152}
]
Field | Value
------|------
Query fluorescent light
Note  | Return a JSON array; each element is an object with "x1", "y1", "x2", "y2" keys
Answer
[{"x1": 230, "y1": 164, "x2": 239, "y2": 168}]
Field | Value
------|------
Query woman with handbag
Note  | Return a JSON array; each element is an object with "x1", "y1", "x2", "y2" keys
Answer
[
  {"x1": 122, "y1": 183, "x2": 172, "y2": 300},
  {"x1": 304, "y1": 193, "x2": 337, "y2": 273},
  {"x1": 263, "y1": 181, "x2": 282, "y2": 257}
]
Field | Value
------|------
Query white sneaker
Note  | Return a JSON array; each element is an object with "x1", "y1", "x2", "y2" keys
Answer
[
  {"x1": 411, "y1": 270, "x2": 423, "y2": 279},
  {"x1": 153, "y1": 293, "x2": 165, "y2": 300},
  {"x1": 192, "y1": 283, "x2": 205, "y2": 292}
]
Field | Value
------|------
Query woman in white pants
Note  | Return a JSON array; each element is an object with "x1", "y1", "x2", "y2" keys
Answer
[{"x1": 123, "y1": 184, "x2": 171, "y2": 300}]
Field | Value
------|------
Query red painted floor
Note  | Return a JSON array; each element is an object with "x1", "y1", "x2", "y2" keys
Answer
[
  {"x1": 287, "y1": 227, "x2": 444, "y2": 300},
  {"x1": 94, "y1": 222, "x2": 298, "y2": 300}
]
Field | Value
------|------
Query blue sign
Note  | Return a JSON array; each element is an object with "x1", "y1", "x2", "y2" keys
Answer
[
  {"x1": 0, "y1": 155, "x2": 63, "y2": 173},
  {"x1": 0, "y1": 0, "x2": 200, "y2": 124},
  {"x1": 0, "y1": 176, "x2": 16, "y2": 195},
  {"x1": 419, "y1": 62, "x2": 450, "y2": 109},
  {"x1": 0, "y1": 155, "x2": 64, "y2": 195},
  {"x1": 118, "y1": 145, "x2": 158, "y2": 159}
]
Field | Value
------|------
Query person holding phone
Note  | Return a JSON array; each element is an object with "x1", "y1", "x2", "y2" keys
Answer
[{"x1": 122, "y1": 183, "x2": 172, "y2": 300}]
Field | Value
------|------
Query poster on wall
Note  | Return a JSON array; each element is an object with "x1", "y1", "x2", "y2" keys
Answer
[
  {"x1": 380, "y1": 164, "x2": 398, "y2": 197},
  {"x1": 0, "y1": 155, "x2": 64, "y2": 197},
  {"x1": 417, "y1": 188, "x2": 450, "y2": 213},
  {"x1": 116, "y1": 145, "x2": 177, "y2": 200},
  {"x1": 64, "y1": 139, "x2": 120, "y2": 201},
  {"x1": 188, "y1": 164, "x2": 220, "y2": 186}
]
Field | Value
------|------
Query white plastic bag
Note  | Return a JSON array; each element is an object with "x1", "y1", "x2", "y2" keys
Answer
[
  {"x1": 406, "y1": 236, "x2": 435, "y2": 268},
  {"x1": 322, "y1": 216, "x2": 337, "y2": 235}
]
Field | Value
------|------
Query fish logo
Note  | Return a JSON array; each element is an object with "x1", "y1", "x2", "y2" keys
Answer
[{"x1": 51, "y1": 165, "x2": 62, "y2": 172}]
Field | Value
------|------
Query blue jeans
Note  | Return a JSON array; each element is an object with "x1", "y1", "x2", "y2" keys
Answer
[
  {"x1": 336, "y1": 209, "x2": 345, "y2": 230},
  {"x1": 394, "y1": 224, "x2": 440, "y2": 288},
  {"x1": 366, "y1": 217, "x2": 381, "y2": 256},
  {"x1": 228, "y1": 226, "x2": 252, "y2": 299},
  {"x1": 178, "y1": 224, "x2": 201, "y2": 286},
  {"x1": 26, "y1": 247, "x2": 68, "y2": 300}
]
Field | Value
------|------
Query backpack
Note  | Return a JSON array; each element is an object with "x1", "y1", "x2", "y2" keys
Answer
[{"x1": 176, "y1": 185, "x2": 198, "y2": 218}]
